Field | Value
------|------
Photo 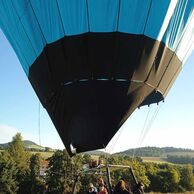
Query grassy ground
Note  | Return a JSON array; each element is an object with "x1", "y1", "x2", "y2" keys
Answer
[
  {"x1": 148, "y1": 192, "x2": 194, "y2": 194},
  {"x1": 161, "y1": 151, "x2": 194, "y2": 157},
  {"x1": 30, "y1": 151, "x2": 54, "y2": 159},
  {"x1": 0, "y1": 149, "x2": 54, "y2": 159},
  {"x1": 141, "y1": 151, "x2": 194, "y2": 163},
  {"x1": 141, "y1": 157, "x2": 167, "y2": 163}
]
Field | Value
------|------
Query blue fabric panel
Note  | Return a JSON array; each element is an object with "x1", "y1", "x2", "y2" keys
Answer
[
  {"x1": 57, "y1": 0, "x2": 88, "y2": 35},
  {"x1": 144, "y1": 0, "x2": 171, "y2": 38},
  {"x1": 162, "y1": 0, "x2": 194, "y2": 51},
  {"x1": 30, "y1": 0, "x2": 64, "y2": 43},
  {"x1": 1, "y1": 0, "x2": 194, "y2": 75},
  {"x1": 0, "y1": 0, "x2": 37, "y2": 74},
  {"x1": 119, "y1": 0, "x2": 152, "y2": 34},
  {"x1": 0, "y1": 1, "x2": 21, "y2": 54},
  {"x1": 0, "y1": 1, "x2": 20, "y2": 57},
  {"x1": 12, "y1": 1, "x2": 46, "y2": 55},
  {"x1": 10, "y1": 22, "x2": 38, "y2": 74},
  {"x1": 88, "y1": 0, "x2": 119, "y2": 32}
]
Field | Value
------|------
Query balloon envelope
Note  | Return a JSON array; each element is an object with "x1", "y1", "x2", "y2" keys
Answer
[{"x1": 0, "y1": 0, "x2": 194, "y2": 155}]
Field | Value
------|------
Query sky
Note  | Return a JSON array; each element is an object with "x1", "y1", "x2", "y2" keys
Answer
[{"x1": 1, "y1": 29, "x2": 194, "y2": 154}]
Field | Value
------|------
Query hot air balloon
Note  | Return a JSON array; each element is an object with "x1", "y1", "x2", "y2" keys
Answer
[{"x1": 0, "y1": 0, "x2": 194, "y2": 156}]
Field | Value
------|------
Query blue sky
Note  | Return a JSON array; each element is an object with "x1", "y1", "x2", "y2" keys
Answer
[{"x1": 1, "y1": 29, "x2": 194, "y2": 153}]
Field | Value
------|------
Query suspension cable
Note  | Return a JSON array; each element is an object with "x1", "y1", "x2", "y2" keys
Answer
[
  {"x1": 132, "y1": 102, "x2": 163, "y2": 158},
  {"x1": 140, "y1": 103, "x2": 163, "y2": 145},
  {"x1": 38, "y1": 101, "x2": 41, "y2": 146},
  {"x1": 107, "y1": 121, "x2": 127, "y2": 154},
  {"x1": 132, "y1": 106, "x2": 152, "y2": 158}
]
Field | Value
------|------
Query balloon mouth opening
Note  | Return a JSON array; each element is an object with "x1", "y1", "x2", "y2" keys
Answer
[
  {"x1": 139, "y1": 90, "x2": 164, "y2": 107},
  {"x1": 67, "y1": 113, "x2": 114, "y2": 154},
  {"x1": 70, "y1": 143, "x2": 77, "y2": 155}
]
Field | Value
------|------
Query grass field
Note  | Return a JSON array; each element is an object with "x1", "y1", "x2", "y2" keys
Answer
[
  {"x1": 148, "y1": 192, "x2": 194, "y2": 194},
  {"x1": 141, "y1": 157, "x2": 167, "y2": 163},
  {"x1": 0, "y1": 149, "x2": 54, "y2": 159},
  {"x1": 161, "y1": 151, "x2": 194, "y2": 157},
  {"x1": 141, "y1": 151, "x2": 194, "y2": 163},
  {"x1": 30, "y1": 151, "x2": 54, "y2": 159}
]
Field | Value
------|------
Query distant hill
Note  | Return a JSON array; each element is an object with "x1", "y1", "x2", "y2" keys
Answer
[
  {"x1": 23, "y1": 140, "x2": 45, "y2": 150},
  {"x1": 1, "y1": 140, "x2": 194, "y2": 159},
  {"x1": 0, "y1": 140, "x2": 53, "y2": 151},
  {"x1": 115, "y1": 146, "x2": 194, "y2": 157},
  {"x1": 85, "y1": 150, "x2": 107, "y2": 156}
]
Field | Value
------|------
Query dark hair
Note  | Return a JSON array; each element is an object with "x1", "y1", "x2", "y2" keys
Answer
[
  {"x1": 99, "y1": 183, "x2": 105, "y2": 187},
  {"x1": 114, "y1": 180, "x2": 126, "y2": 192}
]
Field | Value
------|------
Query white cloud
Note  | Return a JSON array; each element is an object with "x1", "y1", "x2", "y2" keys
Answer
[
  {"x1": 0, "y1": 124, "x2": 64, "y2": 149},
  {"x1": 0, "y1": 124, "x2": 19, "y2": 143},
  {"x1": 0, "y1": 124, "x2": 38, "y2": 144}
]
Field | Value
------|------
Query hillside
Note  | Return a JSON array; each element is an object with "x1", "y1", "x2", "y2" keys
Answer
[
  {"x1": 23, "y1": 140, "x2": 45, "y2": 150},
  {"x1": 1, "y1": 140, "x2": 194, "y2": 159},
  {"x1": 0, "y1": 140, "x2": 49, "y2": 151},
  {"x1": 85, "y1": 150, "x2": 107, "y2": 156},
  {"x1": 115, "y1": 146, "x2": 194, "y2": 157}
]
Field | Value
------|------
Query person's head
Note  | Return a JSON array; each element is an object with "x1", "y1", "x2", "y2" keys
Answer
[
  {"x1": 116, "y1": 180, "x2": 126, "y2": 191},
  {"x1": 120, "y1": 177, "x2": 125, "y2": 181},
  {"x1": 99, "y1": 183, "x2": 105, "y2": 191},
  {"x1": 88, "y1": 183, "x2": 94, "y2": 192},
  {"x1": 97, "y1": 177, "x2": 104, "y2": 186}
]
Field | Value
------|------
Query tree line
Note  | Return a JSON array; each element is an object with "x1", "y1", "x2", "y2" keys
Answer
[
  {"x1": 1, "y1": 133, "x2": 194, "y2": 194},
  {"x1": 119, "y1": 146, "x2": 194, "y2": 157},
  {"x1": 166, "y1": 154, "x2": 194, "y2": 165}
]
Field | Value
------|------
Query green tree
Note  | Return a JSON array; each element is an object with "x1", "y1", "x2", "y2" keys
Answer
[
  {"x1": 28, "y1": 153, "x2": 45, "y2": 194},
  {"x1": 30, "y1": 153, "x2": 40, "y2": 179},
  {"x1": 71, "y1": 154, "x2": 84, "y2": 192},
  {"x1": 46, "y1": 150, "x2": 69, "y2": 194},
  {"x1": 46, "y1": 150, "x2": 86, "y2": 194},
  {"x1": 0, "y1": 151, "x2": 18, "y2": 194},
  {"x1": 131, "y1": 159, "x2": 150, "y2": 187},
  {"x1": 146, "y1": 164, "x2": 181, "y2": 193},
  {"x1": 7, "y1": 133, "x2": 30, "y2": 172},
  {"x1": 168, "y1": 167, "x2": 180, "y2": 192},
  {"x1": 82, "y1": 154, "x2": 92, "y2": 164},
  {"x1": 160, "y1": 167, "x2": 180, "y2": 192},
  {"x1": 179, "y1": 164, "x2": 194, "y2": 191},
  {"x1": 7, "y1": 133, "x2": 30, "y2": 194}
]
